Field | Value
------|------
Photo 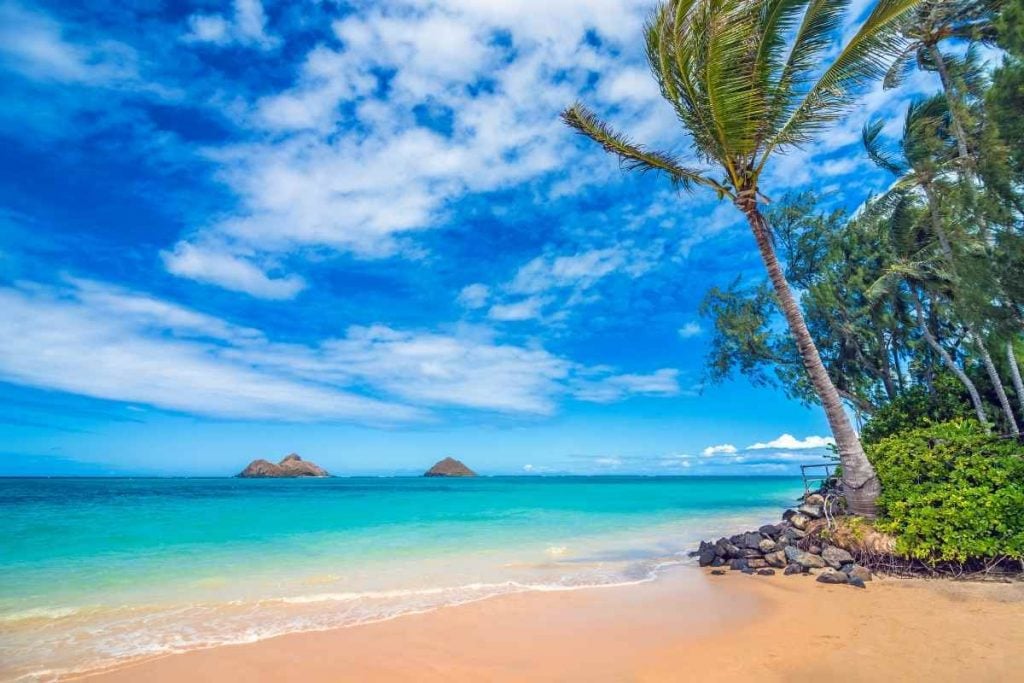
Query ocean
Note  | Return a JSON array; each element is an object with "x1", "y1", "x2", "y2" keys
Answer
[{"x1": 0, "y1": 476, "x2": 801, "y2": 680}]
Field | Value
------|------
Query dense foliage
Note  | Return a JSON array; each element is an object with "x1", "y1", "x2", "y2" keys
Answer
[
  {"x1": 868, "y1": 420, "x2": 1024, "y2": 562},
  {"x1": 700, "y1": 0, "x2": 1024, "y2": 441},
  {"x1": 860, "y1": 374, "x2": 974, "y2": 444}
]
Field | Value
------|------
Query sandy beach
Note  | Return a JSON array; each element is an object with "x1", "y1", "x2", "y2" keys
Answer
[{"x1": 80, "y1": 566, "x2": 1024, "y2": 682}]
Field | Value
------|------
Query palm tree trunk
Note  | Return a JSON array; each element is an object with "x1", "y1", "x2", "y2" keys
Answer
[
  {"x1": 974, "y1": 337, "x2": 1020, "y2": 436},
  {"x1": 930, "y1": 45, "x2": 970, "y2": 163},
  {"x1": 737, "y1": 193, "x2": 880, "y2": 516},
  {"x1": 1009, "y1": 342, "x2": 1024, "y2": 423},
  {"x1": 912, "y1": 293, "x2": 990, "y2": 430}
]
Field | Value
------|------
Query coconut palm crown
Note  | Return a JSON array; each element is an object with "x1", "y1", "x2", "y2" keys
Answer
[{"x1": 562, "y1": 0, "x2": 921, "y2": 516}]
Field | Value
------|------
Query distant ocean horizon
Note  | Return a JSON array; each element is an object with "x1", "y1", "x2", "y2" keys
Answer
[{"x1": 0, "y1": 476, "x2": 802, "y2": 680}]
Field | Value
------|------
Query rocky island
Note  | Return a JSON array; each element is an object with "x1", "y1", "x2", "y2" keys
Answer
[
  {"x1": 423, "y1": 457, "x2": 476, "y2": 477},
  {"x1": 238, "y1": 453, "x2": 329, "y2": 478}
]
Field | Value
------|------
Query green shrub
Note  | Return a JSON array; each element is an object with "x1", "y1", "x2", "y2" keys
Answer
[
  {"x1": 860, "y1": 374, "x2": 973, "y2": 445},
  {"x1": 867, "y1": 420, "x2": 1024, "y2": 563}
]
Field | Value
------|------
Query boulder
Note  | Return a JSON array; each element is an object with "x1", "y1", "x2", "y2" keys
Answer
[
  {"x1": 711, "y1": 557, "x2": 725, "y2": 568},
  {"x1": 789, "y1": 513, "x2": 811, "y2": 530},
  {"x1": 782, "y1": 509, "x2": 798, "y2": 522},
  {"x1": 238, "y1": 453, "x2": 329, "y2": 478},
  {"x1": 698, "y1": 548, "x2": 717, "y2": 567},
  {"x1": 816, "y1": 568, "x2": 850, "y2": 584},
  {"x1": 424, "y1": 457, "x2": 476, "y2": 477},
  {"x1": 756, "y1": 569, "x2": 776, "y2": 576},
  {"x1": 782, "y1": 527, "x2": 807, "y2": 541},
  {"x1": 798, "y1": 503, "x2": 824, "y2": 519},
  {"x1": 821, "y1": 545, "x2": 855, "y2": 569},
  {"x1": 784, "y1": 545, "x2": 826, "y2": 569},
  {"x1": 758, "y1": 538, "x2": 778, "y2": 554},
  {"x1": 759, "y1": 524, "x2": 780, "y2": 538},
  {"x1": 765, "y1": 550, "x2": 788, "y2": 568},
  {"x1": 747, "y1": 558, "x2": 768, "y2": 569},
  {"x1": 729, "y1": 534, "x2": 745, "y2": 546},
  {"x1": 743, "y1": 532, "x2": 763, "y2": 549},
  {"x1": 784, "y1": 563, "x2": 805, "y2": 575},
  {"x1": 742, "y1": 548, "x2": 764, "y2": 559},
  {"x1": 804, "y1": 493, "x2": 825, "y2": 506},
  {"x1": 848, "y1": 577, "x2": 867, "y2": 589},
  {"x1": 710, "y1": 569, "x2": 726, "y2": 576},
  {"x1": 714, "y1": 538, "x2": 731, "y2": 557},
  {"x1": 724, "y1": 543, "x2": 744, "y2": 559},
  {"x1": 741, "y1": 567, "x2": 756, "y2": 575},
  {"x1": 729, "y1": 558, "x2": 749, "y2": 571},
  {"x1": 809, "y1": 545, "x2": 823, "y2": 555},
  {"x1": 847, "y1": 565, "x2": 873, "y2": 583}
]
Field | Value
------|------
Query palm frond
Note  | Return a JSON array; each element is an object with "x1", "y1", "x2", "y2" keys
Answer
[
  {"x1": 561, "y1": 103, "x2": 728, "y2": 195},
  {"x1": 764, "y1": 0, "x2": 920, "y2": 156},
  {"x1": 862, "y1": 119, "x2": 908, "y2": 176}
]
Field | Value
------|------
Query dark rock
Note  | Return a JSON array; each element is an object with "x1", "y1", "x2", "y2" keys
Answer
[
  {"x1": 742, "y1": 548, "x2": 764, "y2": 559},
  {"x1": 424, "y1": 457, "x2": 476, "y2": 477},
  {"x1": 724, "y1": 543, "x2": 744, "y2": 559},
  {"x1": 714, "y1": 538, "x2": 731, "y2": 557},
  {"x1": 698, "y1": 548, "x2": 717, "y2": 567},
  {"x1": 782, "y1": 527, "x2": 807, "y2": 541},
  {"x1": 798, "y1": 503, "x2": 824, "y2": 519},
  {"x1": 847, "y1": 565, "x2": 873, "y2": 582},
  {"x1": 729, "y1": 534, "x2": 745, "y2": 546},
  {"x1": 742, "y1": 532, "x2": 763, "y2": 549},
  {"x1": 756, "y1": 569, "x2": 776, "y2": 576},
  {"x1": 848, "y1": 577, "x2": 867, "y2": 588},
  {"x1": 238, "y1": 453, "x2": 329, "y2": 478},
  {"x1": 711, "y1": 557, "x2": 725, "y2": 567},
  {"x1": 784, "y1": 563, "x2": 805, "y2": 575},
  {"x1": 758, "y1": 524, "x2": 780, "y2": 538},
  {"x1": 758, "y1": 538, "x2": 778, "y2": 554},
  {"x1": 747, "y1": 558, "x2": 768, "y2": 569},
  {"x1": 765, "y1": 550, "x2": 787, "y2": 568},
  {"x1": 821, "y1": 545, "x2": 855, "y2": 569},
  {"x1": 839, "y1": 562, "x2": 855, "y2": 574},
  {"x1": 782, "y1": 509, "x2": 798, "y2": 522},
  {"x1": 816, "y1": 568, "x2": 850, "y2": 584},
  {"x1": 741, "y1": 567, "x2": 756, "y2": 575},
  {"x1": 784, "y1": 545, "x2": 826, "y2": 569},
  {"x1": 729, "y1": 558, "x2": 749, "y2": 571},
  {"x1": 710, "y1": 569, "x2": 726, "y2": 576}
]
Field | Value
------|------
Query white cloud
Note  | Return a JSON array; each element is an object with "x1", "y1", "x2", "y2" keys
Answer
[
  {"x1": 184, "y1": 0, "x2": 277, "y2": 49},
  {"x1": 457, "y1": 283, "x2": 490, "y2": 309},
  {"x1": 701, "y1": 443, "x2": 737, "y2": 457},
  {"x1": 0, "y1": 2, "x2": 139, "y2": 85},
  {"x1": 746, "y1": 434, "x2": 836, "y2": 450},
  {"x1": 161, "y1": 241, "x2": 306, "y2": 300},
  {"x1": 0, "y1": 279, "x2": 681, "y2": 421},
  {"x1": 571, "y1": 368, "x2": 680, "y2": 403},
  {"x1": 0, "y1": 280, "x2": 416, "y2": 422},
  {"x1": 678, "y1": 322, "x2": 702, "y2": 338},
  {"x1": 488, "y1": 296, "x2": 547, "y2": 322}
]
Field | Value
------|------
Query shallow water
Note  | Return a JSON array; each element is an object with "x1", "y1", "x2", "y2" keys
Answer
[{"x1": 0, "y1": 476, "x2": 801, "y2": 680}]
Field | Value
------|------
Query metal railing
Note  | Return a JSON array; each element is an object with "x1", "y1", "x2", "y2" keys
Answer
[{"x1": 800, "y1": 462, "x2": 837, "y2": 496}]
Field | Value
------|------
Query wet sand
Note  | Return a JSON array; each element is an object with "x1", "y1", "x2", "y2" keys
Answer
[{"x1": 81, "y1": 567, "x2": 1024, "y2": 682}]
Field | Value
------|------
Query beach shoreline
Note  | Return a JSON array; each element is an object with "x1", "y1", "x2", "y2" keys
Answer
[{"x1": 77, "y1": 565, "x2": 1024, "y2": 683}]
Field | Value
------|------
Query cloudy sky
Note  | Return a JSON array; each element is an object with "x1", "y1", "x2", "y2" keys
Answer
[{"x1": 0, "y1": 0, "x2": 942, "y2": 475}]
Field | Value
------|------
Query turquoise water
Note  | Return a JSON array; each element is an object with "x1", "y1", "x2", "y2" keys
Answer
[{"x1": 0, "y1": 476, "x2": 801, "y2": 679}]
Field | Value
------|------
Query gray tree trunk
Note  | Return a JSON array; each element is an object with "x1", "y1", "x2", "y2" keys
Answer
[
  {"x1": 1009, "y1": 342, "x2": 1024, "y2": 423},
  {"x1": 974, "y1": 337, "x2": 1020, "y2": 436},
  {"x1": 738, "y1": 194, "x2": 880, "y2": 516},
  {"x1": 913, "y1": 294, "x2": 990, "y2": 429}
]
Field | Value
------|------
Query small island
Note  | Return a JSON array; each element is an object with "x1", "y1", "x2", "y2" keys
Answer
[
  {"x1": 423, "y1": 457, "x2": 476, "y2": 477},
  {"x1": 238, "y1": 453, "x2": 329, "y2": 478}
]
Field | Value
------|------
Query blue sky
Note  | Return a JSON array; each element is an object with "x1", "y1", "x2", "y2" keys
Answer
[{"x1": 0, "y1": 0, "x2": 945, "y2": 476}]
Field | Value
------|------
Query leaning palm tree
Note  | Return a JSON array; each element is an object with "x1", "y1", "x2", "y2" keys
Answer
[{"x1": 562, "y1": 0, "x2": 921, "y2": 516}]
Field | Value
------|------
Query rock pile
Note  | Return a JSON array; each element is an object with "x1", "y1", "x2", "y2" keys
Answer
[{"x1": 694, "y1": 493, "x2": 873, "y2": 589}]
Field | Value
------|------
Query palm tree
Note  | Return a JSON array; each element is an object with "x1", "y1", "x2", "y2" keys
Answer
[
  {"x1": 864, "y1": 96, "x2": 1021, "y2": 434},
  {"x1": 561, "y1": 0, "x2": 920, "y2": 516}
]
